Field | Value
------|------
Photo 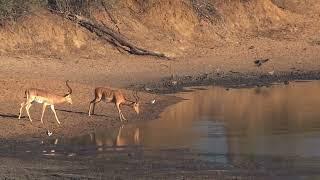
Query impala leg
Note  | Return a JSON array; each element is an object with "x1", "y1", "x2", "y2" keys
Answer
[
  {"x1": 116, "y1": 103, "x2": 123, "y2": 122},
  {"x1": 18, "y1": 102, "x2": 26, "y2": 119},
  {"x1": 116, "y1": 103, "x2": 127, "y2": 122},
  {"x1": 25, "y1": 103, "x2": 33, "y2": 122},
  {"x1": 50, "y1": 105, "x2": 61, "y2": 125},
  {"x1": 89, "y1": 98, "x2": 101, "y2": 116},
  {"x1": 120, "y1": 105, "x2": 127, "y2": 121},
  {"x1": 92, "y1": 102, "x2": 96, "y2": 115},
  {"x1": 120, "y1": 112, "x2": 127, "y2": 121},
  {"x1": 88, "y1": 102, "x2": 93, "y2": 116},
  {"x1": 40, "y1": 103, "x2": 47, "y2": 124}
]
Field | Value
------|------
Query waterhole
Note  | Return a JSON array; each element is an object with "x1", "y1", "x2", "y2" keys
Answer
[{"x1": 64, "y1": 81, "x2": 320, "y2": 162}]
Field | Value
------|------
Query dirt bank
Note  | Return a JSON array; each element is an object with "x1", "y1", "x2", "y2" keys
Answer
[{"x1": 1, "y1": 0, "x2": 320, "y2": 58}]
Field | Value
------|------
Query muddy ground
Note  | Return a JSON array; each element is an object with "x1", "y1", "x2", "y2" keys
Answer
[{"x1": 0, "y1": 37, "x2": 320, "y2": 179}]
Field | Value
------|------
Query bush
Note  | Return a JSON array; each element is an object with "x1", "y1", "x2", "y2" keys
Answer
[
  {"x1": 48, "y1": 0, "x2": 118, "y2": 16},
  {"x1": 0, "y1": 0, "x2": 46, "y2": 21},
  {"x1": 0, "y1": 0, "x2": 119, "y2": 21}
]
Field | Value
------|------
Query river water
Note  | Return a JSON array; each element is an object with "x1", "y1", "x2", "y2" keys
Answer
[{"x1": 64, "y1": 81, "x2": 320, "y2": 165}]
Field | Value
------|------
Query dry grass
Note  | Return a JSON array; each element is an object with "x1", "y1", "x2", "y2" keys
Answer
[{"x1": 0, "y1": 0, "x2": 319, "y2": 57}]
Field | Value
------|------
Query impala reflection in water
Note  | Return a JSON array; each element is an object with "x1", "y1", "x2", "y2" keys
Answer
[
  {"x1": 67, "y1": 125, "x2": 141, "y2": 149},
  {"x1": 68, "y1": 81, "x2": 320, "y2": 161}
]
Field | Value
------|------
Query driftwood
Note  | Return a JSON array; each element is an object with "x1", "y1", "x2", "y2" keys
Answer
[{"x1": 62, "y1": 13, "x2": 168, "y2": 59}]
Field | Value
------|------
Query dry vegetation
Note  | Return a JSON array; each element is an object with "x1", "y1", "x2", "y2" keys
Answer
[{"x1": 0, "y1": 0, "x2": 319, "y2": 58}]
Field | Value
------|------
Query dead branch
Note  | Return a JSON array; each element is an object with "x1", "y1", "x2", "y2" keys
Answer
[{"x1": 50, "y1": 9, "x2": 168, "y2": 59}]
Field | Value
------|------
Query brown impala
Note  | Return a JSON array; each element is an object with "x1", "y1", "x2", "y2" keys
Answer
[{"x1": 88, "y1": 87, "x2": 140, "y2": 122}]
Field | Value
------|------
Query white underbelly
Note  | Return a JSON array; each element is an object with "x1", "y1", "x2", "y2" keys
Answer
[{"x1": 33, "y1": 97, "x2": 46, "y2": 104}]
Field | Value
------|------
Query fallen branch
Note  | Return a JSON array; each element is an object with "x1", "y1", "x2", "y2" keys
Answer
[{"x1": 51, "y1": 10, "x2": 169, "y2": 59}]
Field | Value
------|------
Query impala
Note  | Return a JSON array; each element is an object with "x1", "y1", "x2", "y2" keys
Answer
[
  {"x1": 88, "y1": 87, "x2": 140, "y2": 121},
  {"x1": 18, "y1": 80, "x2": 73, "y2": 124}
]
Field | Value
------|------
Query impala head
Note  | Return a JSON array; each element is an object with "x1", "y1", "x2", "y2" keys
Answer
[
  {"x1": 132, "y1": 90, "x2": 140, "y2": 114},
  {"x1": 64, "y1": 94, "x2": 73, "y2": 104},
  {"x1": 133, "y1": 102, "x2": 140, "y2": 114},
  {"x1": 65, "y1": 80, "x2": 73, "y2": 104}
]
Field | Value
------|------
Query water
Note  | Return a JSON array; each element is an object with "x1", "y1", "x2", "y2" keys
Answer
[{"x1": 66, "y1": 81, "x2": 320, "y2": 161}]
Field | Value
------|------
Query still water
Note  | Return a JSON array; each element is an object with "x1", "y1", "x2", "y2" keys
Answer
[{"x1": 68, "y1": 81, "x2": 320, "y2": 160}]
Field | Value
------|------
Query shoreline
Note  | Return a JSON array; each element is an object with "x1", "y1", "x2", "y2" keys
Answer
[
  {"x1": 140, "y1": 70, "x2": 320, "y2": 93},
  {"x1": 1, "y1": 69, "x2": 319, "y2": 142},
  {"x1": 1, "y1": 74, "x2": 320, "y2": 179}
]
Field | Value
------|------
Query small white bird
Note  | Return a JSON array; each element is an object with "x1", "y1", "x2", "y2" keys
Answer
[
  {"x1": 46, "y1": 130, "x2": 53, "y2": 136},
  {"x1": 144, "y1": 87, "x2": 152, "y2": 91},
  {"x1": 151, "y1": 99, "x2": 156, "y2": 104},
  {"x1": 268, "y1": 70, "x2": 275, "y2": 75},
  {"x1": 171, "y1": 81, "x2": 178, "y2": 86}
]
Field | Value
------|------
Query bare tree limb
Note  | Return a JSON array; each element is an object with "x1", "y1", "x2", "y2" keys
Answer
[{"x1": 50, "y1": 9, "x2": 169, "y2": 59}]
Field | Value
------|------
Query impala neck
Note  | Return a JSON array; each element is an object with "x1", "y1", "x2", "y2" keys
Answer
[
  {"x1": 54, "y1": 96, "x2": 68, "y2": 104},
  {"x1": 51, "y1": 93, "x2": 69, "y2": 104}
]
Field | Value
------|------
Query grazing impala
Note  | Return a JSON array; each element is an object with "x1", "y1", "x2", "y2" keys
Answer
[
  {"x1": 88, "y1": 87, "x2": 140, "y2": 122},
  {"x1": 18, "y1": 80, "x2": 73, "y2": 124}
]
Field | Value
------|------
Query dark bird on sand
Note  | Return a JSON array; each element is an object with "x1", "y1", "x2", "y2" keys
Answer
[{"x1": 254, "y1": 59, "x2": 269, "y2": 67}]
